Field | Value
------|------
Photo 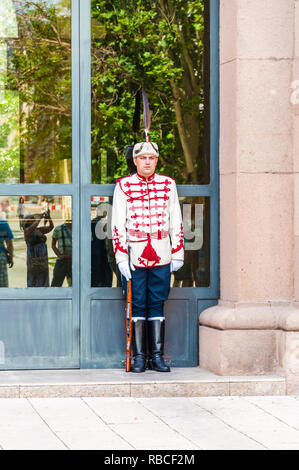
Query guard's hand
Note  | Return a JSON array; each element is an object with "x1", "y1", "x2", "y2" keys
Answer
[
  {"x1": 170, "y1": 260, "x2": 184, "y2": 272},
  {"x1": 118, "y1": 260, "x2": 135, "y2": 281},
  {"x1": 130, "y1": 260, "x2": 136, "y2": 272}
]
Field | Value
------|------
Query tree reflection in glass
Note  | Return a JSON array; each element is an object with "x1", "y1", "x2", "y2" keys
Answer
[
  {"x1": 91, "y1": 0, "x2": 209, "y2": 185},
  {"x1": 0, "y1": 0, "x2": 71, "y2": 184}
]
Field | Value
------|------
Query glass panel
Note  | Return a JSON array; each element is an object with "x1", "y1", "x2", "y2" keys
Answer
[
  {"x1": 0, "y1": 0, "x2": 72, "y2": 184},
  {"x1": 0, "y1": 195, "x2": 72, "y2": 287},
  {"x1": 90, "y1": 195, "x2": 210, "y2": 287},
  {"x1": 91, "y1": 196, "x2": 118, "y2": 287},
  {"x1": 176, "y1": 196, "x2": 210, "y2": 287},
  {"x1": 91, "y1": 0, "x2": 209, "y2": 185}
]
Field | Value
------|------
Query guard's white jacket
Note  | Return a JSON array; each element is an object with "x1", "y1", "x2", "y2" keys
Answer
[{"x1": 111, "y1": 172, "x2": 184, "y2": 268}]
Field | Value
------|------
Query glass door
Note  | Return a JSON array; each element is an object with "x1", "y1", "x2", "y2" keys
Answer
[
  {"x1": 80, "y1": 0, "x2": 219, "y2": 368},
  {"x1": 0, "y1": 0, "x2": 80, "y2": 369}
]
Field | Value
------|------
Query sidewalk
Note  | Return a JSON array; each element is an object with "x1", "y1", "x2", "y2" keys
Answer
[
  {"x1": 0, "y1": 367, "x2": 298, "y2": 450},
  {"x1": 0, "y1": 395, "x2": 299, "y2": 450}
]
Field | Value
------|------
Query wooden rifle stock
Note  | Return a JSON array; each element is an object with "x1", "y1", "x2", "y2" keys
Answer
[{"x1": 125, "y1": 280, "x2": 132, "y2": 372}]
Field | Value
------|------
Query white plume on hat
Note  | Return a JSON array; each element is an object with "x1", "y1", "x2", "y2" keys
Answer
[
  {"x1": 131, "y1": 89, "x2": 159, "y2": 158},
  {"x1": 133, "y1": 141, "x2": 159, "y2": 158}
]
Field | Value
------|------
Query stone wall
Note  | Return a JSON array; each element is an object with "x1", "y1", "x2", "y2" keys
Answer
[{"x1": 199, "y1": 0, "x2": 299, "y2": 394}]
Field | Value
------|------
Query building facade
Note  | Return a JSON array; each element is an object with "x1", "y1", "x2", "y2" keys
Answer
[{"x1": 1, "y1": 0, "x2": 298, "y2": 394}]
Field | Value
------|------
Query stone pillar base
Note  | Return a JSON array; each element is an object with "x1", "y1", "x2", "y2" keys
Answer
[
  {"x1": 199, "y1": 302, "x2": 299, "y2": 394},
  {"x1": 277, "y1": 330, "x2": 299, "y2": 395},
  {"x1": 199, "y1": 326, "x2": 278, "y2": 376}
]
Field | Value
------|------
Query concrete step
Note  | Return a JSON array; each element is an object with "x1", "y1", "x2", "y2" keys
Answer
[{"x1": 0, "y1": 367, "x2": 286, "y2": 398}]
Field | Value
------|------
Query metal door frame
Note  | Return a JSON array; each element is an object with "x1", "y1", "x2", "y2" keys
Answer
[{"x1": 79, "y1": 0, "x2": 219, "y2": 368}]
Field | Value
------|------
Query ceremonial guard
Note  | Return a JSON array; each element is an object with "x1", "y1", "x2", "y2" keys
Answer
[{"x1": 111, "y1": 91, "x2": 184, "y2": 373}]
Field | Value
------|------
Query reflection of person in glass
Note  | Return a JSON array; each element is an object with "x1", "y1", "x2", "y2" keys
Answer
[
  {"x1": 173, "y1": 198, "x2": 201, "y2": 287},
  {"x1": 111, "y1": 140, "x2": 184, "y2": 373},
  {"x1": 91, "y1": 210, "x2": 112, "y2": 287},
  {"x1": 18, "y1": 197, "x2": 25, "y2": 230},
  {"x1": 0, "y1": 218, "x2": 14, "y2": 287},
  {"x1": 24, "y1": 210, "x2": 54, "y2": 287},
  {"x1": 41, "y1": 197, "x2": 49, "y2": 212},
  {"x1": 51, "y1": 220, "x2": 72, "y2": 287},
  {"x1": 0, "y1": 197, "x2": 10, "y2": 220}
]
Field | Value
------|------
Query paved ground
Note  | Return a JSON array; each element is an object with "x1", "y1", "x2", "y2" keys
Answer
[{"x1": 0, "y1": 395, "x2": 299, "y2": 450}]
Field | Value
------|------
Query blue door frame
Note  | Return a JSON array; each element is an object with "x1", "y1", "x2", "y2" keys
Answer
[{"x1": 0, "y1": 0, "x2": 219, "y2": 370}]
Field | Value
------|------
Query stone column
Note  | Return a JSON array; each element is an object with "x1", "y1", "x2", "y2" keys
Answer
[
  {"x1": 199, "y1": 0, "x2": 299, "y2": 393},
  {"x1": 283, "y1": 0, "x2": 299, "y2": 394}
]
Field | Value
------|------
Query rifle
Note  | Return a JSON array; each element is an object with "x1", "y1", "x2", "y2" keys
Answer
[{"x1": 125, "y1": 279, "x2": 132, "y2": 372}]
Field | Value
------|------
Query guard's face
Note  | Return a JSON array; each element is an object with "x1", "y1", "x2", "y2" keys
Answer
[{"x1": 133, "y1": 154, "x2": 158, "y2": 178}]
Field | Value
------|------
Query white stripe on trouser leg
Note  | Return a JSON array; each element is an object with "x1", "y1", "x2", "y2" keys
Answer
[
  {"x1": 147, "y1": 317, "x2": 165, "y2": 322},
  {"x1": 132, "y1": 317, "x2": 146, "y2": 322}
]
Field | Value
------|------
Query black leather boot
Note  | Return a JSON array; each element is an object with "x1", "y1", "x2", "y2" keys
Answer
[
  {"x1": 147, "y1": 319, "x2": 170, "y2": 372},
  {"x1": 131, "y1": 319, "x2": 147, "y2": 373}
]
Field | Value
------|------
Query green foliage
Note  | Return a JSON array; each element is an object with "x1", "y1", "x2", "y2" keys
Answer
[
  {"x1": 0, "y1": 91, "x2": 20, "y2": 182},
  {"x1": 0, "y1": 0, "x2": 207, "y2": 185},
  {"x1": 91, "y1": 0, "x2": 207, "y2": 184},
  {"x1": 3, "y1": 0, "x2": 71, "y2": 183}
]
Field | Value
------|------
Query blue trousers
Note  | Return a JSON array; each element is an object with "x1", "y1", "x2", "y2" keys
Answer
[{"x1": 122, "y1": 264, "x2": 171, "y2": 319}]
